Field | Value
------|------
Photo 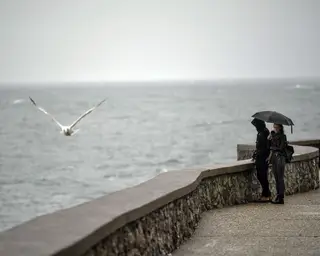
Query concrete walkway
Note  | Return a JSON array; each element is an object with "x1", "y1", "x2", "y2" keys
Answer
[{"x1": 173, "y1": 189, "x2": 320, "y2": 256}]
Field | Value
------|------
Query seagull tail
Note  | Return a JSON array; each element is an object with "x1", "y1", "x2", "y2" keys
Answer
[{"x1": 72, "y1": 129, "x2": 80, "y2": 136}]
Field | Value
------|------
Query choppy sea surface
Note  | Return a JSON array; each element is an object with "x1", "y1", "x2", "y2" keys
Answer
[{"x1": 0, "y1": 80, "x2": 319, "y2": 231}]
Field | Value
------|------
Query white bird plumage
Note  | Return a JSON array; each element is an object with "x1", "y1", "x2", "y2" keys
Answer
[{"x1": 29, "y1": 97, "x2": 106, "y2": 136}]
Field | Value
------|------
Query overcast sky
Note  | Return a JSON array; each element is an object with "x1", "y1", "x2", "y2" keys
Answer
[{"x1": 0, "y1": 0, "x2": 320, "y2": 83}]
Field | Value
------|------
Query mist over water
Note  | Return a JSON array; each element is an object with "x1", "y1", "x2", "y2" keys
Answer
[{"x1": 0, "y1": 80, "x2": 319, "y2": 231}]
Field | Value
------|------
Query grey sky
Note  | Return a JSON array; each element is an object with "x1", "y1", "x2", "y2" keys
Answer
[{"x1": 1, "y1": 0, "x2": 320, "y2": 83}]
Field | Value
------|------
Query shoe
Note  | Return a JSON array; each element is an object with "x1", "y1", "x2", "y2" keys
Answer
[
  {"x1": 271, "y1": 197, "x2": 284, "y2": 204},
  {"x1": 255, "y1": 196, "x2": 271, "y2": 203}
]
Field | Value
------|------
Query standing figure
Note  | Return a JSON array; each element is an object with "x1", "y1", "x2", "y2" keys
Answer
[
  {"x1": 267, "y1": 123, "x2": 287, "y2": 204},
  {"x1": 251, "y1": 118, "x2": 271, "y2": 202}
]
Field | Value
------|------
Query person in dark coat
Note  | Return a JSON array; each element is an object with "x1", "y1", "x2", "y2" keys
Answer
[
  {"x1": 251, "y1": 118, "x2": 271, "y2": 202},
  {"x1": 267, "y1": 123, "x2": 287, "y2": 204}
]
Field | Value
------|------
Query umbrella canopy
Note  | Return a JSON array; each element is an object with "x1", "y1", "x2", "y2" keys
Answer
[{"x1": 251, "y1": 111, "x2": 294, "y2": 133}]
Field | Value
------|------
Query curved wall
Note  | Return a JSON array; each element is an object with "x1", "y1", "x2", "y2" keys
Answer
[
  {"x1": 237, "y1": 140, "x2": 320, "y2": 200},
  {"x1": 0, "y1": 140, "x2": 319, "y2": 256}
]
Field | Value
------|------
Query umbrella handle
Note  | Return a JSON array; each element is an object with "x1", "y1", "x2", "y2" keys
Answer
[{"x1": 291, "y1": 125, "x2": 293, "y2": 134}]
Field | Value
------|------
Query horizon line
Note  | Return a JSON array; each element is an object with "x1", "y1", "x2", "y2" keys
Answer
[{"x1": 1, "y1": 76, "x2": 320, "y2": 86}]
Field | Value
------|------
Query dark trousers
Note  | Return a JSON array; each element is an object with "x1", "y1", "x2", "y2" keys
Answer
[
  {"x1": 255, "y1": 157, "x2": 271, "y2": 197},
  {"x1": 271, "y1": 153, "x2": 286, "y2": 199}
]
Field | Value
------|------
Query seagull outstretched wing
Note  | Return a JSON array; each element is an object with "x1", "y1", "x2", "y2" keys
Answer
[
  {"x1": 29, "y1": 97, "x2": 64, "y2": 129},
  {"x1": 69, "y1": 98, "x2": 106, "y2": 129}
]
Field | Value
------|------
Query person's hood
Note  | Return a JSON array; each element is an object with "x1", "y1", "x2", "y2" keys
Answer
[{"x1": 251, "y1": 118, "x2": 266, "y2": 131}]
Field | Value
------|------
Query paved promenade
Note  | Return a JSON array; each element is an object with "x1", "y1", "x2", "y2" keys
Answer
[{"x1": 173, "y1": 189, "x2": 320, "y2": 256}]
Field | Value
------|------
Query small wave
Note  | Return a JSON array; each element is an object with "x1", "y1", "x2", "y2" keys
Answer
[
  {"x1": 104, "y1": 175, "x2": 116, "y2": 181},
  {"x1": 289, "y1": 84, "x2": 314, "y2": 90},
  {"x1": 217, "y1": 120, "x2": 235, "y2": 125},
  {"x1": 218, "y1": 119, "x2": 251, "y2": 125},
  {"x1": 194, "y1": 119, "x2": 250, "y2": 127},
  {"x1": 110, "y1": 115, "x2": 131, "y2": 120},
  {"x1": 12, "y1": 99, "x2": 26, "y2": 105},
  {"x1": 155, "y1": 168, "x2": 168, "y2": 174},
  {"x1": 96, "y1": 163, "x2": 110, "y2": 170},
  {"x1": 194, "y1": 121, "x2": 213, "y2": 128},
  {"x1": 104, "y1": 171, "x2": 134, "y2": 179},
  {"x1": 158, "y1": 158, "x2": 181, "y2": 165}
]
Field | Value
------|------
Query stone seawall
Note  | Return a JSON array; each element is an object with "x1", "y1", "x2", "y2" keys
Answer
[
  {"x1": 83, "y1": 166, "x2": 253, "y2": 256},
  {"x1": 237, "y1": 139, "x2": 320, "y2": 164},
  {"x1": 0, "y1": 140, "x2": 319, "y2": 256},
  {"x1": 237, "y1": 140, "x2": 320, "y2": 200}
]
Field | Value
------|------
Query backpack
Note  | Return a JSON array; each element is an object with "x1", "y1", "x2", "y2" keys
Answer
[{"x1": 285, "y1": 144, "x2": 294, "y2": 163}]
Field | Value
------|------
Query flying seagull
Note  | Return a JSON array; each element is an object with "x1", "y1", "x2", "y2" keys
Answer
[{"x1": 29, "y1": 97, "x2": 106, "y2": 136}]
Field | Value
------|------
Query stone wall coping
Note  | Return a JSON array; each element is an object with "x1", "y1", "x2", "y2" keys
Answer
[
  {"x1": 0, "y1": 142, "x2": 318, "y2": 256},
  {"x1": 237, "y1": 140, "x2": 320, "y2": 162},
  {"x1": 289, "y1": 139, "x2": 320, "y2": 145},
  {"x1": 237, "y1": 139, "x2": 320, "y2": 149}
]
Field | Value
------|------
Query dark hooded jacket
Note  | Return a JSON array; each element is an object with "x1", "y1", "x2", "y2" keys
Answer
[{"x1": 251, "y1": 118, "x2": 270, "y2": 160}]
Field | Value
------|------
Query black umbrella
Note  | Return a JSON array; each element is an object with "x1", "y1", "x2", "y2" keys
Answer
[{"x1": 252, "y1": 111, "x2": 294, "y2": 133}]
